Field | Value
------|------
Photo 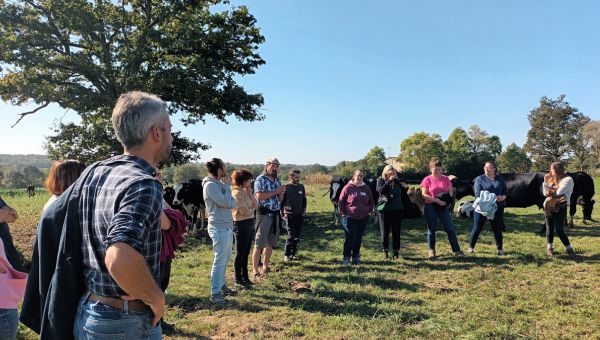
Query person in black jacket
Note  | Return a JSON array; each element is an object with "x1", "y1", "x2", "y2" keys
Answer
[{"x1": 376, "y1": 165, "x2": 408, "y2": 260}]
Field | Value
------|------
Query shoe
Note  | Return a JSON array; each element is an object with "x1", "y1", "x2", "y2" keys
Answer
[
  {"x1": 468, "y1": 248, "x2": 475, "y2": 254},
  {"x1": 243, "y1": 277, "x2": 254, "y2": 286},
  {"x1": 497, "y1": 250, "x2": 504, "y2": 256},
  {"x1": 428, "y1": 250, "x2": 436, "y2": 259},
  {"x1": 383, "y1": 250, "x2": 389, "y2": 260},
  {"x1": 283, "y1": 255, "x2": 292, "y2": 262},
  {"x1": 342, "y1": 257, "x2": 350, "y2": 265},
  {"x1": 393, "y1": 250, "x2": 399, "y2": 260},
  {"x1": 566, "y1": 247, "x2": 575, "y2": 256},
  {"x1": 252, "y1": 271, "x2": 261, "y2": 279},
  {"x1": 221, "y1": 285, "x2": 237, "y2": 296},
  {"x1": 351, "y1": 257, "x2": 361, "y2": 265},
  {"x1": 210, "y1": 293, "x2": 228, "y2": 304},
  {"x1": 546, "y1": 248, "x2": 554, "y2": 257},
  {"x1": 454, "y1": 250, "x2": 466, "y2": 257},
  {"x1": 234, "y1": 282, "x2": 251, "y2": 290}
]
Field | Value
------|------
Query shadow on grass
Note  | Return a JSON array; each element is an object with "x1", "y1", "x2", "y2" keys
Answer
[
  {"x1": 164, "y1": 326, "x2": 210, "y2": 339},
  {"x1": 305, "y1": 270, "x2": 423, "y2": 292}
]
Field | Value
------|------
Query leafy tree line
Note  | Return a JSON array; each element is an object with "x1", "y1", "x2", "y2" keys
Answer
[
  {"x1": 161, "y1": 162, "x2": 334, "y2": 185},
  {"x1": 397, "y1": 96, "x2": 598, "y2": 180},
  {"x1": 0, "y1": 165, "x2": 46, "y2": 188}
]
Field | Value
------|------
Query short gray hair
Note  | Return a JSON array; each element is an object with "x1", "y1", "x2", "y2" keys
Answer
[{"x1": 112, "y1": 91, "x2": 169, "y2": 149}]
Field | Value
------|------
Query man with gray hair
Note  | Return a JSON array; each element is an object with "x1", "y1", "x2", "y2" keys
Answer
[{"x1": 73, "y1": 91, "x2": 173, "y2": 339}]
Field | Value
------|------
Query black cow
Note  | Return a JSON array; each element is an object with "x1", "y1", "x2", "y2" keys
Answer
[
  {"x1": 27, "y1": 184, "x2": 35, "y2": 197},
  {"x1": 173, "y1": 179, "x2": 206, "y2": 235},
  {"x1": 566, "y1": 172, "x2": 595, "y2": 226},
  {"x1": 163, "y1": 186, "x2": 176, "y2": 207}
]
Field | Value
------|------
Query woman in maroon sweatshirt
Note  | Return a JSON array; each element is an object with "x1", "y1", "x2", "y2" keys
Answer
[{"x1": 338, "y1": 169, "x2": 374, "y2": 265}]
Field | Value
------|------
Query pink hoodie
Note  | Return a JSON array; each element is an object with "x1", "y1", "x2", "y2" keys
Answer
[{"x1": 0, "y1": 238, "x2": 27, "y2": 309}]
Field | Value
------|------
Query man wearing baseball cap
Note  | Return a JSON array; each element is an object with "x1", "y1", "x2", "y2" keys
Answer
[{"x1": 252, "y1": 157, "x2": 284, "y2": 278}]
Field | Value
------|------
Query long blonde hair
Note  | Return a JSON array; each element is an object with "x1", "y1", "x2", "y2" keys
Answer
[{"x1": 381, "y1": 165, "x2": 396, "y2": 180}]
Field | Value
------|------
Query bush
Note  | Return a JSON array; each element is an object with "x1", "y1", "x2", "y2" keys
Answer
[{"x1": 304, "y1": 173, "x2": 332, "y2": 185}]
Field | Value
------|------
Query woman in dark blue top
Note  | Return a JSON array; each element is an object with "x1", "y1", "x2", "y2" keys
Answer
[{"x1": 468, "y1": 161, "x2": 507, "y2": 255}]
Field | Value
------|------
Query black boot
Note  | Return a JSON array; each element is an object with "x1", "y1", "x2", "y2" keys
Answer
[
  {"x1": 383, "y1": 250, "x2": 389, "y2": 260},
  {"x1": 393, "y1": 250, "x2": 399, "y2": 259}
]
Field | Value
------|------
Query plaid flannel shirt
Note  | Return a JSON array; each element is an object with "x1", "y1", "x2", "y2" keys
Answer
[{"x1": 80, "y1": 155, "x2": 163, "y2": 297}]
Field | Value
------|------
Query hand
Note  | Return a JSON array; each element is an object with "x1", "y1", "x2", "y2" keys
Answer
[
  {"x1": 243, "y1": 187, "x2": 253, "y2": 195},
  {"x1": 436, "y1": 199, "x2": 446, "y2": 206},
  {"x1": 144, "y1": 293, "x2": 165, "y2": 327},
  {"x1": 0, "y1": 262, "x2": 7, "y2": 273},
  {"x1": 160, "y1": 212, "x2": 172, "y2": 231},
  {"x1": 496, "y1": 195, "x2": 506, "y2": 202},
  {"x1": 123, "y1": 293, "x2": 165, "y2": 327},
  {"x1": 222, "y1": 175, "x2": 232, "y2": 185},
  {"x1": 0, "y1": 207, "x2": 17, "y2": 223},
  {"x1": 276, "y1": 186, "x2": 285, "y2": 194},
  {"x1": 400, "y1": 182, "x2": 408, "y2": 188},
  {"x1": 544, "y1": 173, "x2": 551, "y2": 182}
]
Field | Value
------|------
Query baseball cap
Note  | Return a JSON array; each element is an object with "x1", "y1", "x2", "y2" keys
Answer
[{"x1": 266, "y1": 157, "x2": 280, "y2": 165}]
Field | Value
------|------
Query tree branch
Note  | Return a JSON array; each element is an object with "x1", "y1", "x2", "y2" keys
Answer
[{"x1": 11, "y1": 102, "x2": 50, "y2": 128}]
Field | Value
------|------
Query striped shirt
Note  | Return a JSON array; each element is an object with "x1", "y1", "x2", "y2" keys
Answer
[{"x1": 80, "y1": 155, "x2": 163, "y2": 297}]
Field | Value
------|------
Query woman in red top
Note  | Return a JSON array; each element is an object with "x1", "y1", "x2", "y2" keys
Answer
[
  {"x1": 338, "y1": 169, "x2": 375, "y2": 265},
  {"x1": 420, "y1": 157, "x2": 464, "y2": 259}
]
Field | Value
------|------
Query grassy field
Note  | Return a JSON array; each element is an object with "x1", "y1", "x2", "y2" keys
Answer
[{"x1": 4, "y1": 181, "x2": 600, "y2": 339}]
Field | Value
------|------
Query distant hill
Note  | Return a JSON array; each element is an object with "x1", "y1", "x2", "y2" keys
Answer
[{"x1": 0, "y1": 154, "x2": 52, "y2": 169}]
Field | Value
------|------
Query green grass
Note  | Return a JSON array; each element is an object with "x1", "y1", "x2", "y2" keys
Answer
[{"x1": 4, "y1": 181, "x2": 600, "y2": 339}]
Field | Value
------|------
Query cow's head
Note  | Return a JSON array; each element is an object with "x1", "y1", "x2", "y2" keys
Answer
[
  {"x1": 329, "y1": 176, "x2": 348, "y2": 202},
  {"x1": 172, "y1": 183, "x2": 185, "y2": 205}
]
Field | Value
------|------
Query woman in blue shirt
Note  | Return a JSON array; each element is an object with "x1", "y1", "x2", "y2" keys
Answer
[{"x1": 468, "y1": 161, "x2": 507, "y2": 256}]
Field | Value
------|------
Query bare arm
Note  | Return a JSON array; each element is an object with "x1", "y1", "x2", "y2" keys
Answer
[
  {"x1": 256, "y1": 185, "x2": 285, "y2": 201},
  {"x1": 421, "y1": 187, "x2": 445, "y2": 205},
  {"x1": 105, "y1": 242, "x2": 165, "y2": 326}
]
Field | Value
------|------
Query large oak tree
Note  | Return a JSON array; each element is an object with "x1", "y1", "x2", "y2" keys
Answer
[{"x1": 0, "y1": 0, "x2": 265, "y2": 165}]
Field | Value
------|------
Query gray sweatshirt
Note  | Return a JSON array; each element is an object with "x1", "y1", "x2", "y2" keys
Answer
[{"x1": 202, "y1": 176, "x2": 237, "y2": 229}]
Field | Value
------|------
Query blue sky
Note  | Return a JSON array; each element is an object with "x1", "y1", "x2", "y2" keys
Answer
[{"x1": 1, "y1": 0, "x2": 599, "y2": 165}]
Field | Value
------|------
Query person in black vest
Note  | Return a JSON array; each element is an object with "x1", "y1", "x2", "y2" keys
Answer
[{"x1": 281, "y1": 168, "x2": 307, "y2": 262}]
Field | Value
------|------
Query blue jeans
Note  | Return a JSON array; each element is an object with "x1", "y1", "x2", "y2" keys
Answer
[
  {"x1": 0, "y1": 308, "x2": 18, "y2": 340},
  {"x1": 73, "y1": 294, "x2": 161, "y2": 339},
  {"x1": 207, "y1": 225, "x2": 233, "y2": 295},
  {"x1": 342, "y1": 216, "x2": 368, "y2": 259},
  {"x1": 423, "y1": 204, "x2": 461, "y2": 252},
  {"x1": 469, "y1": 207, "x2": 504, "y2": 250}
]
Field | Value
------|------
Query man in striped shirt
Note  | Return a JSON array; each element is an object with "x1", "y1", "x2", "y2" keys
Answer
[{"x1": 74, "y1": 92, "x2": 173, "y2": 339}]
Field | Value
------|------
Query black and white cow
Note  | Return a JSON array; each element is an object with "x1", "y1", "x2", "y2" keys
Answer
[
  {"x1": 173, "y1": 179, "x2": 206, "y2": 235},
  {"x1": 329, "y1": 176, "x2": 349, "y2": 226}
]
